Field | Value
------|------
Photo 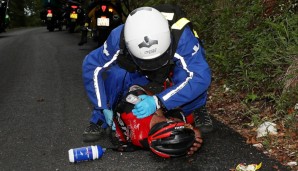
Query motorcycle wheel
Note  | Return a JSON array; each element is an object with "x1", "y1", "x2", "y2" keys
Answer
[{"x1": 47, "y1": 25, "x2": 54, "y2": 32}]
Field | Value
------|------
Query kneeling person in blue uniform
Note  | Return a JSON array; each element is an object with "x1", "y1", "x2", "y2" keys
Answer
[{"x1": 82, "y1": 5, "x2": 213, "y2": 143}]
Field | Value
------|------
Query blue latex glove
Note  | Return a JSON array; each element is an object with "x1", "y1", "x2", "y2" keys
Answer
[
  {"x1": 132, "y1": 95, "x2": 157, "y2": 118},
  {"x1": 103, "y1": 109, "x2": 116, "y2": 130},
  {"x1": 103, "y1": 109, "x2": 113, "y2": 126}
]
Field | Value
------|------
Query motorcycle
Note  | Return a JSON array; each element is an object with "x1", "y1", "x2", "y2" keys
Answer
[
  {"x1": 64, "y1": 1, "x2": 84, "y2": 33},
  {"x1": 45, "y1": 7, "x2": 63, "y2": 32},
  {"x1": 94, "y1": 2, "x2": 122, "y2": 46}
]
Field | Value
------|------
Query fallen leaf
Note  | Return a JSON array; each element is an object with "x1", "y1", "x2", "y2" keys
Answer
[
  {"x1": 272, "y1": 165, "x2": 279, "y2": 170},
  {"x1": 246, "y1": 135, "x2": 259, "y2": 144},
  {"x1": 37, "y1": 98, "x2": 45, "y2": 102}
]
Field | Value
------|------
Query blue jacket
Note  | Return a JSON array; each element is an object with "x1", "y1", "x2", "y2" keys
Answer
[{"x1": 82, "y1": 24, "x2": 211, "y2": 113}]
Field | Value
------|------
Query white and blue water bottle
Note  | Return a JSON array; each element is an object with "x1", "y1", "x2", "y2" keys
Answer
[{"x1": 68, "y1": 145, "x2": 105, "y2": 163}]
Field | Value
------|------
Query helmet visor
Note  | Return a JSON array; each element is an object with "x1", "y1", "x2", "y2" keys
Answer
[{"x1": 130, "y1": 45, "x2": 172, "y2": 71}]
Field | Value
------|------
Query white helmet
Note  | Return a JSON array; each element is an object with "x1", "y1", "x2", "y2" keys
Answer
[{"x1": 124, "y1": 7, "x2": 171, "y2": 70}]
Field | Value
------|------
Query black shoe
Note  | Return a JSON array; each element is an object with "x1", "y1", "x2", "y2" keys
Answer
[
  {"x1": 78, "y1": 30, "x2": 88, "y2": 46},
  {"x1": 194, "y1": 105, "x2": 214, "y2": 133},
  {"x1": 92, "y1": 30, "x2": 98, "y2": 41},
  {"x1": 78, "y1": 39, "x2": 87, "y2": 46},
  {"x1": 82, "y1": 122, "x2": 104, "y2": 142}
]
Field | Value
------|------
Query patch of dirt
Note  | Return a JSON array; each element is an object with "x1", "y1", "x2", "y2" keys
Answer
[{"x1": 207, "y1": 81, "x2": 298, "y2": 171}]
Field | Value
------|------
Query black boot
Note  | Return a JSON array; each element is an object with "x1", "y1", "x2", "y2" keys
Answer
[
  {"x1": 194, "y1": 105, "x2": 214, "y2": 133},
  {"x1": 92, "y1": 29, "x2": 98, "y2": 42},
  {"x1": 78, "y1": 28, "x2": 88, "y2": 46},
  {"x1": 82, "y1": 121, "x2": 105, "y2": 142}
]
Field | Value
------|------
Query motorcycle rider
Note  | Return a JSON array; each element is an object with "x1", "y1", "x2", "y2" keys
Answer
[
  {"x1": 41, "y1": 0, "x2": 64, "y2": 31},
  {"x1": 82, "y1": 6, "x2": 213, "y2": 143},
  {"x1": 78, "y1": 0, "x2": 123, "y2": 45}
]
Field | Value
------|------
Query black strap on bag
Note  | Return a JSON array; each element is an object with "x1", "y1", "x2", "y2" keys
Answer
[{"x1": 154, "y1": 4, "x2": 203, "y2": 49}]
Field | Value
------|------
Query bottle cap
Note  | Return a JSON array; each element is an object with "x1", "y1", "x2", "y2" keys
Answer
[{"x1": 68, "y1": 149, "x2": 75, "y2": 163}]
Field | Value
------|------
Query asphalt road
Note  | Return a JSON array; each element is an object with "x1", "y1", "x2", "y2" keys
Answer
[{"x1": 0, "y1": 27, "x2": 291, "y2": 171}]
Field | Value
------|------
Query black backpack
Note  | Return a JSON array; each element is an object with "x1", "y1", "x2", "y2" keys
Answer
[
  {"x1": 117, "y1": 4, "x2": 201, "y2": 90},
  {"x1": 154, "y1": 4, "x2": 201, "y2": 53}
]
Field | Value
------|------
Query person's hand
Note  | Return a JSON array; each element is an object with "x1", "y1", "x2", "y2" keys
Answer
[
  {"x1": 103, "y1": 109, "x2": 116, "y2": 130},
  {"x1": 132, "y1": 95, "x2": 158, "y2": 118},
  {"x1": 103, "y1": 109, "x2": 113, "y2": 126},
  {"x1": 185, "y1": 124, "x2": 203, "y2": 155}
]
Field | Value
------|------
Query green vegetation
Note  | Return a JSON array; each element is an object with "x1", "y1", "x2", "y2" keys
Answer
[
  {"x1": 8, "y1": 0, "x2": 43, "y2": 27},
  {"x1": 142, "y1": 0, "x2": 298, "y2": 129}
]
